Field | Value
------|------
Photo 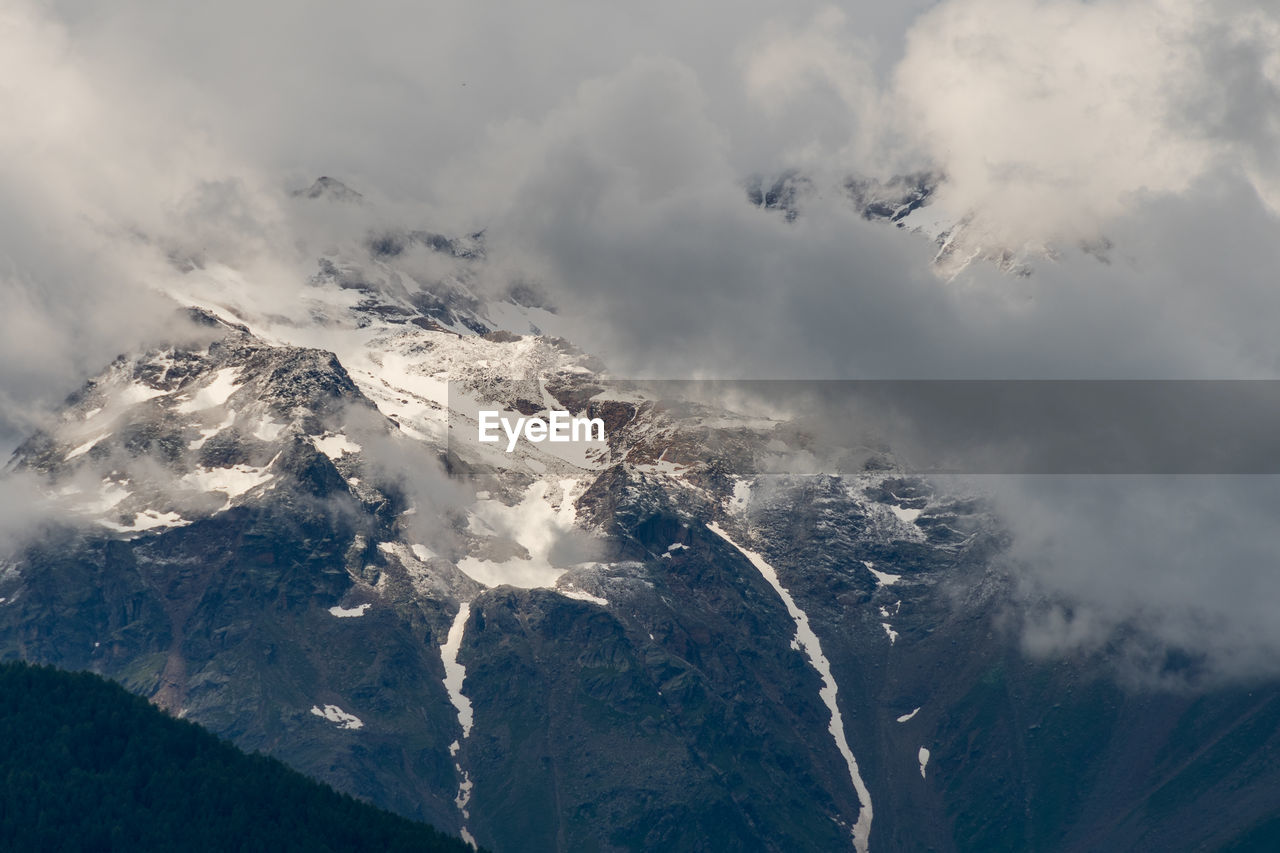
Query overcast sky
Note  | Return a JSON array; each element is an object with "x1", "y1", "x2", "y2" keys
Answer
[{"x1": 4, "y1": 0, "x2": 1280, "y2": 683}]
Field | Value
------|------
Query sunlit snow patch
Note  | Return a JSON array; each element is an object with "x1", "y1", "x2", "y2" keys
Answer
[
  {"x1": 456, "y1": 480, "x2": 580, "y2": 589},
  {"x1": 556, "y1": 585, "x2": 608, "y2": 606},
  {"x1": 310, "y1": 704, "x2": 364, "y2": 730},
  {"x1": 180, "y1": 464, "x2": 273, "y2": 508},
  {"x1": 328, "y1": 603, "x2": 370, "y2": 618},
  {"x1": 441, "y1": 603, "x2": 474, "y2": 739},
  {"x1": 897, "y1": 707, "x2": 921, "y2": 723},
  {"x1": 175, "y1": 368, "x2": 242, "y2": 413},
  {"x1": 314, "y1": 433, "x2": 361, "y2": 460},
  {"x1": 918, "y1": 746, "x2": 931, "y2": 779}
]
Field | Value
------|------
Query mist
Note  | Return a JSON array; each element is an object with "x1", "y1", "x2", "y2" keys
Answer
[{"x1": 3, "y1": 0, "x2": 1280, "y2": 681}]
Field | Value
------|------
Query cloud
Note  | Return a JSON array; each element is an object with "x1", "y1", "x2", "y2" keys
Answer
[
  {"x1": 988, "y1": 475, "x2": 1280, "y2": 686},
  {"x1": 890, "y1": 0, "x2": 1280, "y2": 244},
  {"x1": 3, "y1": 0, "x2": 1280, "y2": 681},
  {"x1": 0, "y1": 2, "x2": 247, "y2": 447},
  {"x1": 740, "y1": 7, "x2": 882, "y2": 172}
]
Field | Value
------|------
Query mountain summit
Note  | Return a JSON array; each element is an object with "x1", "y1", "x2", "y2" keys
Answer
[{"x1": 293, "y1": 176, "x2": 365, "y2": 203}]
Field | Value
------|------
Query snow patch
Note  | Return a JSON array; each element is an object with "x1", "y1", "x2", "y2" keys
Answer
[
  {"x1": 890, "y1": 505, "x2": 922, "y2": 524},
  {"x1": 175, "y1": 368, "x2": 241, "y2": 413},
  {"x1": 455, "y1": 769, "x2": 474, "y2": 817},
  {"x1": 310, "y1": 704, "x2": 364, "y2": 730},
  {"x1": 314, "y1": 433, "x2": 361, "y2": 459},
  {"x1": 441, "y1": 602, "x2": 478, "y2": 846},
  {"x1": 441, "y1": 603, "x2": 474, "y2": 739},
  {"x1": 98, "y1": 510, "x2": 190, "y2": 533},
  {"x1": 358, "y1": 349, "x2": 449, "y2": 439},
  {"x1": 707, "y1": 523, "x2": 873, "y2": 853},
  {"x1": 557, "y1": 586, "x2": 609, "y2": 606},
  {"x1": 329, "y1": 603, "x2": 371, "y2": 618},
  {"x1": 918, "y1": 746, "x2": 931, "y2": 779},
  {"x1": 66, "y1": 434, "x2": 109, "y2": 460},
  {"x1": 897, "y1": 707, "x2": 921, "y2": 723},
  {"x1": 180, "y1": 464, "x2": 273, "y2": 503},
  {"x1": 456, "y1": 480, "x2": 581, "y2": 589},
  {"x1": 863, "y1": 561, "x2": 901, "y2": 586},
  {"x1": 881, "y1": 623, "x2": 898, "y2": 644}
]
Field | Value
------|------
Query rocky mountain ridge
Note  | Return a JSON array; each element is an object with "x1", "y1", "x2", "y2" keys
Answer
[{"x1": 1, "y1": 180, "x2": 1277, "y2": 852}]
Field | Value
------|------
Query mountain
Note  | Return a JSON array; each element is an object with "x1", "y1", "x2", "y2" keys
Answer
[
  {"x1": 0, "y1": 660, "x2": 477, "y2": 852},
  {"x1": 292, "y1": 176, "x2": 366, "y2": 203},
  {"x1": 1, "y1": 180, "x2": 1278, "y2": 851},
  {"x1": 748, "y1": 168, "x2": 1084, "y2": 280}
]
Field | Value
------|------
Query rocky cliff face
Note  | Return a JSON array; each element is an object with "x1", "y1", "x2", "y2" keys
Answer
[{"x1": 1, "y1": 184, "x2": 1278, "y2": 852}]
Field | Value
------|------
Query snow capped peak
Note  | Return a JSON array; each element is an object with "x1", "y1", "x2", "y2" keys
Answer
[
  {"x1": 846, "y1": 171, "x2": 941, "y2": 225},
  {"x1": 746, "y1": 170, "x2": 813, "y2": 222},
  {"x1": 292, "y1": 176, "x2": 363, "y2": 203},
  {"x1": 10, "y1": 322, "x2": 392, "y2": 537},
  {"x1": 742, "y1": 167, "x2": 1103, "y2": 280}
]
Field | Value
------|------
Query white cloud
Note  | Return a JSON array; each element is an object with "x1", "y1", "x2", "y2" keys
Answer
[
  {"x1": 741, "y1": 7, "x2": 883, "y2": 170},
  {"x1": 990, "y1": 474, "x2": 1280, "y2": 685},
  {"x1": 890, "y1": 0, "x2": 1280, "y2": 243}
]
